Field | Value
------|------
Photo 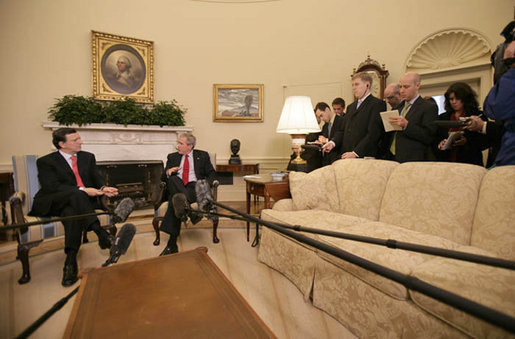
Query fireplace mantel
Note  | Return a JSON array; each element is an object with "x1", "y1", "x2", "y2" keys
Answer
[{"x1": 42, "y1": 122, "x2": 193, "y2": 163}]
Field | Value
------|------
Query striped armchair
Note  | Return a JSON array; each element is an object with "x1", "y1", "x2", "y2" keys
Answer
[{"x1": 9, "y1": 155, "x2": 114, "y2": 284}]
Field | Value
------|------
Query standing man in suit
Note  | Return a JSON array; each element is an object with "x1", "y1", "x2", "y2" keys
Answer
[
  {"x1": 30, "y1": 128, "x2": 118, "y2": 286},
  {"x1": 323, "y1": 72, "x2": 386, "y2": 159},
  {"x1": 159, "y1": 132, "x2": 216, "y2": 256},
  {"x1": 316, "y1": 102, "x2": 343, "y2": 165},
  {"x1": 386, "y1": 72, "x2": 438, "y2": 162},
  {"x1": 332, "y1": 97, "x2": 346, "y2": 117}
]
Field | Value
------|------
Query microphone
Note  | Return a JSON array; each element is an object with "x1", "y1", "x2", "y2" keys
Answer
[
  {"x1": 172, "y1": 193, "x2": 189, "y2": 221},
  {"x1": 301, "y1": 144, "x2": 322, "y2": 151},
  {"x1": 112, "y1": 197, "x2": 136, "y2": 223},
  {"x1": 195, "y1": 180, "x2": 217, "y2": 220},
  {"x1": 102, "y1": 223, "x2": 137, "y2": 267}
]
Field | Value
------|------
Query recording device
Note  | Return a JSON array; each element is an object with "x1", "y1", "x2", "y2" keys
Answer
[
  {"x1": 432, "y1": 120, "x2": 468, "y2": 129},
  {"x1": 195, "y1": 180, "x2": 217, "y2": 220},
  {"x1": 301, "y1": 144, "x2": 322, "y2": 151},
  {"x1": 112, "y1": 197, "x2": 136, "y2": 223},
  {"x1": 102, "y1": 223, "x2": 137, "y2": 267},
  {"x1": 172, "y1": 193, "x2": 189, "y2": 221}
]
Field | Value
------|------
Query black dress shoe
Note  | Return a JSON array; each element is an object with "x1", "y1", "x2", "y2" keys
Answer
[
  {"x1": 96, "y1": 229, "x2": 113, "y2": 250},
  {"x1": 62, "y1": 263, "x2": 78, "y2": 287},
  {"x1": 159, "y1": 244, "x2": 179, "y2": 256}
]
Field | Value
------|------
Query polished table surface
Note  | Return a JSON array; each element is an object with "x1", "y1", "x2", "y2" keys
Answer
[{"x1": 64, "y1": 247, "x2": 275, "y2": 338}]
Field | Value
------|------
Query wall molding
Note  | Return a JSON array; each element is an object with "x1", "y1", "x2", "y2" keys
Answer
[{"x1": 406, "y1": 28, "x2": 492, "y2": 73}]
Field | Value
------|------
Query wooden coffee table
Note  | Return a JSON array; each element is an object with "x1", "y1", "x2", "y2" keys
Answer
[{"x1": 64, "y1": 248, "x2": 275, "y2": 338}]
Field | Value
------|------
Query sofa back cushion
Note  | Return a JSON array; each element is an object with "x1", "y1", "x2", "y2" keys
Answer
[
  {"x1": 333, "y1": 159, "x2": 399, "y2": 220},
  {"x1": 470, "y1": 165, "x2": 515, "y2": 260},
  {"x1": 379, "y1": 162, "x2": 486, "y2": 245},
  {"x1": 289, "y1": 165, "x2": 339, "y2": 211}
]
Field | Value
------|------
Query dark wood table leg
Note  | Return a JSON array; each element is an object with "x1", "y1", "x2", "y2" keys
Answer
[{"x1": 246, "y1": 182, "x2": 251, "y2": 242}]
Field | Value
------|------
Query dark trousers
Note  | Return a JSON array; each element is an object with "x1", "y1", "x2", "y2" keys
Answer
[
  {"x1": 160, "y1": 176, "x2": 197, "y2": 238},
  {"x1": 47, "y1": 190, "x2": 100, "y2": 253}
]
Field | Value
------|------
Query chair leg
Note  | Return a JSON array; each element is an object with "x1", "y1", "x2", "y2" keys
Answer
[
  {"x1": 152, "y1": 217, "x2": 162, "y2": 246},
  {"x1": 212, "y1": 218, "x2": 219, "y2": 244},
  {"x1": 16, "y1": 240, "x2": 41, "y2": 284},
  {"x1": 17, "y1": 244, "x2": 31, "y2": 284}
]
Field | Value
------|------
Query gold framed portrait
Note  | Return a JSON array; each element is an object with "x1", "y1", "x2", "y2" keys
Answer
[
  {"x1": 92, "y1": 31, "x2": 154, "y2": 103},
  {"x1": 213, "y1": 84, "x2": 264, "y2": 122}
]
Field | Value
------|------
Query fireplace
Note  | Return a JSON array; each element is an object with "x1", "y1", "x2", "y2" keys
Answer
[{"x1": 97, "y1": 160, "x2": 164, "y2": 210}]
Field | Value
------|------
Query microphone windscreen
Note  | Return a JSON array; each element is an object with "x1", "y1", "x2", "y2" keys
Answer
[
  {"x1": 111, "y1": 223, "x2": 136, "y2": 255},
  {"x1": 113, "y1": 198, "x2": 136, "y2": 223},
  {"x1": 195, "y1": 180, "x2": 213, "y2": 212},
  {"x1": 172, "y1": 193, "x2": 189, "y2": 219}
]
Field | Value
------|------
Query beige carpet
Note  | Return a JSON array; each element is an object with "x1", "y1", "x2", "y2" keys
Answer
[{"x1": 0, "y1": 224, "x2": 356, "y2": 338}]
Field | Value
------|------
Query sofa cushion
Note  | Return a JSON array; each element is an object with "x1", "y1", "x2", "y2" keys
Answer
[
  {"x1": 316, "y1": 221, "x2": 462, "y2": 300},
  {"x1": 379, "y1": 162, "x2": 486, "y2": 245},
  {"x1": 261, "y1": 209, "x2": 369, "y2": 232},
  {"x1": 333, "y1": 159, "x2": 398, "y2": 220},
  {"x1": 470, "y1": 165, "x2": 515, "y2": 260},
  {"x1": 288, "y1": 166, "x2": 339, "y2": 212},
  {"x1": 409, "y1": 245, "x2": 515, "y2": 338}
]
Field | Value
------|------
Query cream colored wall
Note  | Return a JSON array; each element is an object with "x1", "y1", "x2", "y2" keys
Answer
[{"x1": 0, "y1": 0, "x2": 512, "y2": 172}]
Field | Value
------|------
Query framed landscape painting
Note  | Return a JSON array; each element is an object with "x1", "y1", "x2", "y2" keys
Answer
[
  {"x1": 92, "y1": 31, "x2": 154, "y2": 103},
  {"x1": 213, "y1": 84, "x2": 263, "y2": 122}
]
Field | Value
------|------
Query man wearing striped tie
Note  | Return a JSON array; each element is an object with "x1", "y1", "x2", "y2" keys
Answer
[
  {"x1": 30, "y1": 128, "x2": 119, "y2": 286},
  {"x1": 386, "y1": 72, "x2": 438, "y2": 163},
  {"x1": 159, "y1": 132, "x2": 216, "y2": 256}
]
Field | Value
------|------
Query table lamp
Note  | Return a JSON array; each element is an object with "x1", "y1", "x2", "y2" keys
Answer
[{"x1": 276, "y1": 96, "x2": 321, "y2": 169}]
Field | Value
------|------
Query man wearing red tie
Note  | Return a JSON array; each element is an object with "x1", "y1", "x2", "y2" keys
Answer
[
  {"x1": 30, "y1": 128, "x2": 118, "y2": 286},
  {"x1": 159, "y1": 133, "x2": 216, "y2": 256}
]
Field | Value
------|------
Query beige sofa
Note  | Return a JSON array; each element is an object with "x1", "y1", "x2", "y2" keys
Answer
[{"x1": 257, "y1": 159, "x2": 515, "y2": 338}]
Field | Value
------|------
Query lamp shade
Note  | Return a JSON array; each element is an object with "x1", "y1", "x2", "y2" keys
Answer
[{"x1": 276, "y1": 96, "x2": 321, "y2": 134}]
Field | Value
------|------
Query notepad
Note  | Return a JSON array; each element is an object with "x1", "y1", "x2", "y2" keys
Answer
[
  {"x1": 441, "y1": 131, "x2": 464, "y2": 150},
  {"x1": 380, "y1": 110, "x2": 403, "y2": 132}
]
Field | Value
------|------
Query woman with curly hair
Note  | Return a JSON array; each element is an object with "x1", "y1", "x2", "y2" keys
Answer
[{"x1": 435, "y1": 82, "x2": 488, "y2": 166}]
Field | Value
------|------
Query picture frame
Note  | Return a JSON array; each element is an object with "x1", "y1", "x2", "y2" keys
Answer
[
  {"x1": 213, "y1": 84, "x2": 264, "y2": 122},
  {"x1": 92, "y1": 31, "x2": 154, "y2": 103}
]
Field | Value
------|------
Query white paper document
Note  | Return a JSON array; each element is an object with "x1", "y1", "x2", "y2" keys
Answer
[
  {"x1": 380, "y1": 110, "x2": 403, "y2": 132},
  {"x1": 441, "y1": 131, "x2": 463, "y2": 150}
]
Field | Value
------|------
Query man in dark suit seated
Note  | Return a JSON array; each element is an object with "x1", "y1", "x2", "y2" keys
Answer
[
  {"x1": 159, "y1": 132, "x2": 216, "y2": 256},
  {"x1": 29, "y1": 128, "x2": 119, "y2": 286},
  {"x1": 385, "y1": 72, "x2": 438, "y2": 163},
  {"x1": 323, "y1": 72, "x2": 386, "y2": 159}
]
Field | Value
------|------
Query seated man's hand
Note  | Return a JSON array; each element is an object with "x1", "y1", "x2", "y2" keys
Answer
[
  {"x1": 166, "y1": 166, "x2": 180, "y2": 176},
  {"x1": 83, "y1": 187, "x2": 104, "y2": 197},
  {"x1": 101, "y1": 186, "x2": 119, "y2": 197}
]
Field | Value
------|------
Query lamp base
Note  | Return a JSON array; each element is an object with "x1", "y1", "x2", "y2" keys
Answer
[{"x1": 287, "y1": 161, "x2": 308, "y2": 172}]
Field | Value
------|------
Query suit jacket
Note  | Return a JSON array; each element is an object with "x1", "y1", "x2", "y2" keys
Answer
[
  {"x1": 30, "y1": 151, "x2": 104, "y2": 216},
  {"x1": 387, "y1": 96, "x2": 438, "y2": 163},
  {"x1": 163, "y1": 149, "x2": 216, "y2": 185},
  {"x1": 321, "y1": 114, "x2": 344, "y2": 164},
  {"x1": 333, "y1": 95, "x2": 386, "y2": 158}
]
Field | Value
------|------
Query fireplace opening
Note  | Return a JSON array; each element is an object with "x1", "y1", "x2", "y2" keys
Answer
[{"x1": 97, "y1": 160, "x2": 164, "y2": 210}]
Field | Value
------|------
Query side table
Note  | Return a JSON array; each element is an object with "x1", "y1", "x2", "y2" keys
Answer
[
  {"x1": 244, "y1": 174, "x2": 290, "y2": 246},
  {"x1": 216, "y1": 163, "x2": 259, "y2": 174}
]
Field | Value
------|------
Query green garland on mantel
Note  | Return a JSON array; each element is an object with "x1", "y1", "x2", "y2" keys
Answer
[{"x1": 48, "y1": 95, "x2": 186, "y2": 127}]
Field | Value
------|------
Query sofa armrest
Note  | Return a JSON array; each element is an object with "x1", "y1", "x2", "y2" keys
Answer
[{"x1": 272, "y1": 198, "x2": 294, "y2": 211}]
